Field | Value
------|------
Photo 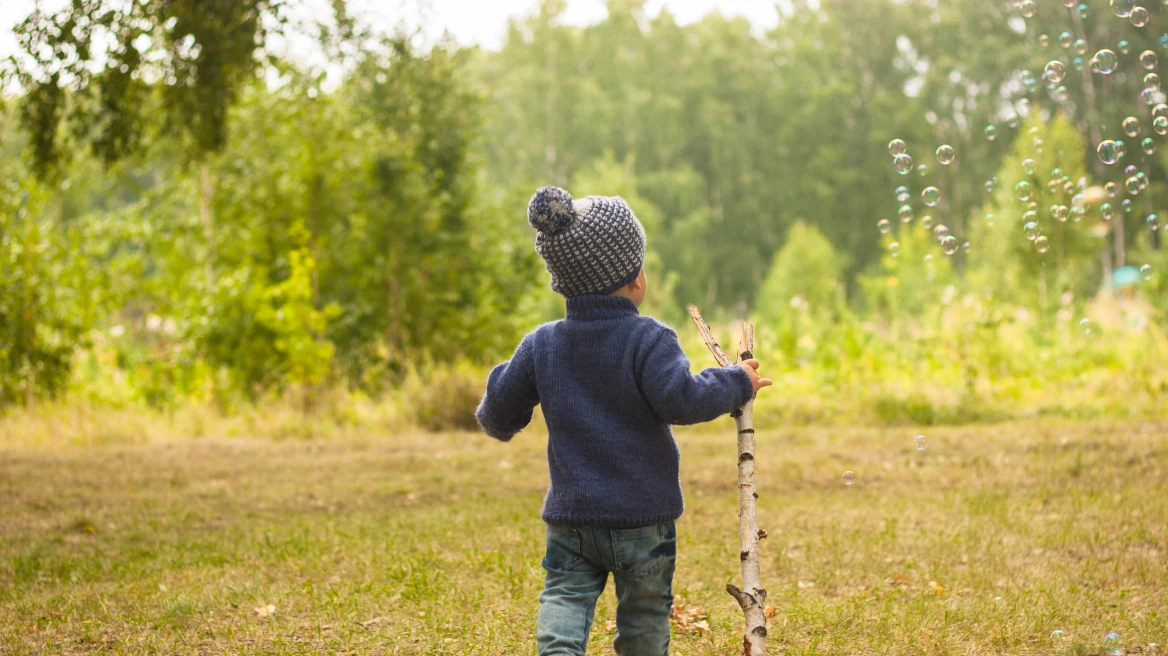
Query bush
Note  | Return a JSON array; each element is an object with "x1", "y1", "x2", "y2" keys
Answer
[{"x1": 407, "y1": 365, "x2": 486, "y2": 433}]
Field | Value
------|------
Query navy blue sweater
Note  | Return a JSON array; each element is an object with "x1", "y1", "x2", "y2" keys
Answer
[{"x1": 475, "y1": 294, "x2": 754, "y2": 528}]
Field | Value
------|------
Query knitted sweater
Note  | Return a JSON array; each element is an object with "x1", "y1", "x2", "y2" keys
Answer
[{"x1": 475, "y1": 294, "x2": 754, "y2": 528}]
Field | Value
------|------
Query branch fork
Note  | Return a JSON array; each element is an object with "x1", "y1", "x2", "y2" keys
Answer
[{"x1": 687, "y1": 305, "x2": 768, "y2": 656}]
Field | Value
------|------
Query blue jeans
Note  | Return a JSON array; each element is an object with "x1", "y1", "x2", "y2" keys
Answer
[{"x1": 537, "y1": 521, "x2": 676, "y2": 656}]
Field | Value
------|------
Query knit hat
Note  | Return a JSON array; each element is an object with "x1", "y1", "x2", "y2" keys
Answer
[{"x1": 527, "y1": 186, "x2": 646, "y2": 297}]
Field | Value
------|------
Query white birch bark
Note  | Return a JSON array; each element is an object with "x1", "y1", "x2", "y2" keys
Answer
[{"x1": 687, "y1": 308, "x2": 767, "y2": 656}]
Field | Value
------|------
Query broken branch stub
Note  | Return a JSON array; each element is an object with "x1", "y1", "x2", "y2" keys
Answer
[{"x1": 687, "y1": 305, "x2": 768, "y2": 656}]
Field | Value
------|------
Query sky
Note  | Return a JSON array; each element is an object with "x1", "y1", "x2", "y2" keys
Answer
[{"x1": 0, "y1": 0, "x2": 780, "y2": 64}]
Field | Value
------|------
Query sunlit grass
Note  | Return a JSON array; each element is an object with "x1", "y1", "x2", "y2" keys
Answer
[{"x1": 1, "y1": 420, "x2": 1165, "y2": 654}]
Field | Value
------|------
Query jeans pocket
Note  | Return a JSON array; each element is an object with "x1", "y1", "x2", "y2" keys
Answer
[
  {"x1": 612, "y1": 522, "x2": 676, "y2": 576},
  {"x1": 543, "y1": 524, "x2": 585, "y2": 571}
]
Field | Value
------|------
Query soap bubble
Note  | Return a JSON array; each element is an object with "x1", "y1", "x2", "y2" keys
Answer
[
  {"x1": 1024, "y1": 221, "x2": 1040, "y2": 240},
  {"x1": 878, "y1": 218, "x2": 892, "y2": 234},
  {"x1": 1092, "y1": 49, "x2": 1119, "y2": 74},
  {"x1": 1126, "y1": 176, "x2": 1142, "y2": 195},
  {"x1": 1112, "y1": 0, "x2": 1135, "y2": 17},
  {"x1": 1033, "y1": 137, "x2": 1045, "y2": 153},
  {"x1": 1058, "y1": 31, "x2": 1074, "y2": 48},
  {"x1": 1124, "y1": 116, "x2": 1143, "y2": 136},
  {"x1": 985, "y1": 212, "x2": 995, "y2": 227},
  {"x1": 889, "y1": 242, "x2": 901, "y2": 257},
  {"x1": 889, "y1": 139, "x2": 907, "y2": 156},
  {"x1": 922, "y1": 186, "x2": 940, "y2": 206},
  {"x1": 936, "y1": 144, "x2": 955, "y2": 165},
  {"x1": 899, "y1": 204, "x2": 914, "y2": 223},
  {"x1": 896, "y1": 186, "x2": 910, "y2": 203},
  {"x1": 1148, "y1": 213, "x2": 1160, "y2": 230},
  {"x1": 1123, "y1": 198, "x2": 1134, "y2": 213},
  {"x1": 1074, "y1": 38, "x2": 1088, "y2": 55},
  {"x1": 915, "y1": 435, "x2": 926, "y2": 450},
  {"x1": 1073, "y1": 57, "x2": 1085, "y2": 72},
  {"x1": 1106, "y1": 633, "x2": 1121, "y2": 644},
  {"x1": 1119, "y1": 39, "x2": 1131, "y2": 55},
  {"x1": 1015, "y1": 180, "x2": 1033, "y2": 201},
  {"x1": 921, "y1": 215, "x2": 934, "y2": 229},
  {"x1": 1080, "y1": 318, "x2": 1093, "y2": 334},
  {"x1": 985, "y1": 124, "x2": 997, "y2": 141},
  {"x1": 1098, "y1": 140, "x2": 1122, "y2": 164},
  {"x1": 1154, "y1": 103, "x2": 1168, "y2": 118},
  {"x1": 843, "y1": 471, "x2": 856, "y2": 485},
  {"x1": 1101, "y1": 203, "x2": 1115, "y2": 221},
  {"x1": 1156, "y1": 116, "x2": 1168, "y2": 134},
  {"x1": 894, "y1": 153, "x2": 914, "y2": 174},
  {"x1": 918, "y1": 163, "x2": 929, "y2": 177},
  {"x1": 940, "y1": 235, "x2": 959, "y2": 255},
  {"x1": 1142, "y1": 50, "x2": 1159, "y2": 69},
  {"x1": 1040, "y1": 33, "x2": 1051, "y2": 47},
  {"x1": 1125, "y1": 164, "x2": 1138, "y2": 177},
  {"x1": 985, "y1": 178, "x2": 996, "y2": 193},
  {"x1": 1052, "y1": 205, "x2": 1070, "y2": 222},
  {"x1": 1047, "y1": 178, "x2": 1062, "y2": 194},
  {"x1": 1078, "y1": 4, "x2": 1089, "y2": 20},
  {"x1": 1131, "y1": 6, "x2": 1150, "y2": 26},
  {"x1": 1035, "y1": 235, "x2": 1050, "y2": 253},
  {"x1": 1143, "y1": 137, "x2": 1157, "y2": 154},
  {"x1": 1138, "y1": 171, "x2": 1149, "y2": 190},
  {"x1": 1022, "y1": 158, "x2": 1037, "y2": 175},
  {"x1": 1106, "y1": 181, "x2": 1119, "y2": 197},
  {"x1": 934, "y1": 224, "x2": 950, "y2": 240},
  {"x1": 1145, "y1": 72, "x2": 1161, "y2": 90},
  {"x1": 1044, "y1": 60, "x2": 1067, "y2": 84},
  {"x1": 1142, "y1": 263, "x2": 1153, "y2": 279},
  {"x1": 1051, "y1": 630, "x2": 1066, "y2": 639}
]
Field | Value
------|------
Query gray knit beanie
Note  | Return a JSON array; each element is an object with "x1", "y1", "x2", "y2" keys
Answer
[{"x1": 527, "y1": 186, "x2": 646, "y2": 298}]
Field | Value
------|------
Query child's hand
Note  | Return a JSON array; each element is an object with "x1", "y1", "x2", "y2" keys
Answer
[{"x1": 738, "y1": 359, "x2": 773, "y2": 396}]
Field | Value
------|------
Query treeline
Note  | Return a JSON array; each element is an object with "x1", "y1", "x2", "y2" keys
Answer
[{"x1": 1, "y1": 0, "x2": 1166, "y2": 412}]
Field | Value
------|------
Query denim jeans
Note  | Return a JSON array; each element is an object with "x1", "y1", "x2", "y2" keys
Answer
[{"x1": 537, "y1": 521, "x2": 676, "y2": 656}]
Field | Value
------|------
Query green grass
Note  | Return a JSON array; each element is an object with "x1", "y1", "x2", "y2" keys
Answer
[{"x1": 1, "y1": 420, "x2": 1166, "y2": 654}]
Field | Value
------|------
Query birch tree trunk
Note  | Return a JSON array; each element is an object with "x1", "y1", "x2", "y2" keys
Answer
[{"x1": 688, "y1": 306, "x2": 767, "y2": 656}]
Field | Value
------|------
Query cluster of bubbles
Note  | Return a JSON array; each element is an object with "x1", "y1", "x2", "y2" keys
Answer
[{"x1": 883, "y1": 140, "x2": 964, "y2": 258}]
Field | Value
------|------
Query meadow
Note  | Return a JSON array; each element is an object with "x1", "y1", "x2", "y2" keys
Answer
[{"x1": 2, "y1": 417, "x2": 1165, "y2": 655}]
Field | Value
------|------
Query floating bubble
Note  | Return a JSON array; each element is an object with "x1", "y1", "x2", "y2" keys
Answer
[
  {"x1": 915, "y1": 435, "x2": 927, "y2": 450},
  {"x1": 1052, "y1": 205, "x2": 1070, "y2": 222},
  {"x1": 936, "y1": 145, "x2": 955, "y2": 165},
  {"x1": 894, "y1": 153, "x2": 914, "y2": 174},
  {"x1": 1040, "y1": 33, "x2": 1051, "y2": 48},
  {"x1": 889, "y1": 139, "x2": 907, "y2": 156},
  {"x1": 1156, "y1": 116, "x2": 1168, "y2": 134},
  {"x1": 1024, "y1": 221, "x2": 1040, "y2": 240},
  {"x1": 1141, "y1": 87, "x2": 1160, "y2": 106},
  {"x1": 1022, "y1": 158, "x2": 1037, "y2": 175},
  {"x1": 1015, "y1": 180, "x2": 1033, "y2": 201},
  {"x1": 878, "y1": 218, "x2": 892, "y2": 234},
  {"x1": 1053, "y1": 85, "x2": 1070, "y2": 102},
  {"x1": 1101, "y1": 202, "x2": 1115, "y2": 221},
  {"x1": 1119, "y1": 39, "x2": 1131, "y2": 55},
  {"x1": 1051, "y1": 167, "x2": 1064, "y2": 179},
  {"x1": 1126, "y1": 176, "x2": 1142, "y2": 195},
  {"x1": 1044, "y1": 60, "x2": 1067, "y2": 84},
  {"x1": 1132, "y1": 6, "x2": 1150, "y2": 27},
  {"x1": 1051, "y1": 630, "x2": 1066, "y2": 639},
  {"x1": 1146, "y1": 72, "x2": 1161, "y2": 90},
  {"x1": 1092, "y1": 49, "x2": 1119, "y2": 74},
  {"x1": 1073, "y1": 57, "x2": 1085, "y2": 72},
  {"x1": 1106, "y1": 181, "x2": 1119, "y2": 197},
  {"x1": 1078, "y1": 4, "x2": 1089, "y2": 19},
  {"x1": 1155, "y1": 103, "x2": 1168, "y2": 119},
  {"x1": 1125, "y1": 164, "x2": 1139, "y2": 177},
  {"x1": 1047, "y1": 178, "x2": 1062, "y2": 194},
  {"x1": 1035, "y1": 235, "x2": 1050, "y2": 253},
  {"x1": 1080, "y1": 318, "x2": 1093, "y2": 334},
  {"x1": 1098, "y1": 140, "x2": 1122, "y2": 164},
  {"x1": 985, "y1": 124, "x2": 997, "y2": 141},
  {"x1": 1142, "y1": 263, "x2": 1153, "y2": 280},
  {"x1": 940, "y1": 235, "x2": 959, "y2": 255},
  {"x1": 1112, "y1": 0, "x2": 1135, "y2": 17},
  {"x1": 843, "y1": 471, "x2": 856, "y2": 485},
  {"x1": 921, "y1": 215, "x2": 934, "y2": 229},
  {"x1": 986, "y1": 178, "x2": 996, "y2": 193},
  {"x1": 889, "y1": 242, "x2": 901, "y2": 257},
  {"x1": 1124, "y1": 116, "x2": 1143, "y2": 137},
  {"x1": 1143, "y1": 137, "x2": 1157, "y2": 154},
  {"x1": 985, "y1": 212, "x2": 995, "y2": 227},
  {"x1": 918, "y1": 163, "x2": 929, "y2": 177},
  {"x1": 1123, "y1": 198, "x2": 1134, "y2": 213},
  {"x1": 1106, "y1": 633, "x2": 1121, "y2": 644},
  {"x1": 1142, "y1": 50, "x2": 1159, "y2": 69},
  {"x1": 1148, "y1": 213, "x2": 1160, "y2": 230},
  {"x1": 1033, "y1": 137, "x2": 1045, "y2": 153},
  {"x1": 1074, "y1": 38, "x2": 1088, "y2": 55},
  {"x1": 924, "y1": 253, "x2": 933, "y2": 266},
  {"x1": 922, "y1": 186, "x2": 940, "y2": 206},
  {"x1": 899, "y1": 204, "x2": 914, "y2": 223},
  {"x1": 934, "y1": 224, "x2": 950, "y2": 240},
  {"x1": 1138, "y1": 171, "x2": 1149, "y2": 190},
  {"x1": 1058, "y1": 31, "x2": 1074, "y2": 49}
]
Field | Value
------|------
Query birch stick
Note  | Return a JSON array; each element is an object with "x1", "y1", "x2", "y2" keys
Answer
[{"x1": 687, "y1": 307, "x2": 767, "y2": 656}]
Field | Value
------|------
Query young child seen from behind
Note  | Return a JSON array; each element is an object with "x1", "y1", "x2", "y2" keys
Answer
[{"x1": 475, "y1": 186, "x2": 772, "y2": 656}]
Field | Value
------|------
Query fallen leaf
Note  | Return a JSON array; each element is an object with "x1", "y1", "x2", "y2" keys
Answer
[
  {"x1": 929, "y1": 580, "x2": 946, "y2": 595},
  {"x1": 764, "y1": 606, "x2": 778, "y2": 620}
]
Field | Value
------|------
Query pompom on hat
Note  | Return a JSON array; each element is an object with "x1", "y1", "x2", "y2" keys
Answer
[{"x1": 527, "y1": 186, "x2": 646, "y2": 297}]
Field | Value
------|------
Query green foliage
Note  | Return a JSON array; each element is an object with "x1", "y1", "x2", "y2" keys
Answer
[{"x1": 406, "y1": 364, "x2": 486, "y2": 433}]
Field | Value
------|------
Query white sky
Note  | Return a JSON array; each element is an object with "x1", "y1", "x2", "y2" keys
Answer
[{"x1": 1, "y1": 0, "x2": 780, "y2": 62}]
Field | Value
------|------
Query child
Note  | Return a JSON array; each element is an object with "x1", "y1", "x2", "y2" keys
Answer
[{"x1": 475, "y1": 186, "x2": 772, "y2": 656}]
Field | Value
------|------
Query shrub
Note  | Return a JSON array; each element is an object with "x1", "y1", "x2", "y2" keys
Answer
[{"x1": 407, "y1": 365, "x2": 486, "y2": 433}]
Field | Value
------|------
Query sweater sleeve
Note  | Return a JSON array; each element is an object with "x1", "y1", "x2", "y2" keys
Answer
[
  {"x1": 475, "y1": 334, "x2": 540, "y2": 442},
  {"x1": 636, "y1": 324, "x2": 754, "y2": 426}
]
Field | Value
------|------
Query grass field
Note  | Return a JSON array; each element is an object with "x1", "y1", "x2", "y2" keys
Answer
[{"x1": 2, "y1": 419, "x2": 1166, "y2": 655}]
